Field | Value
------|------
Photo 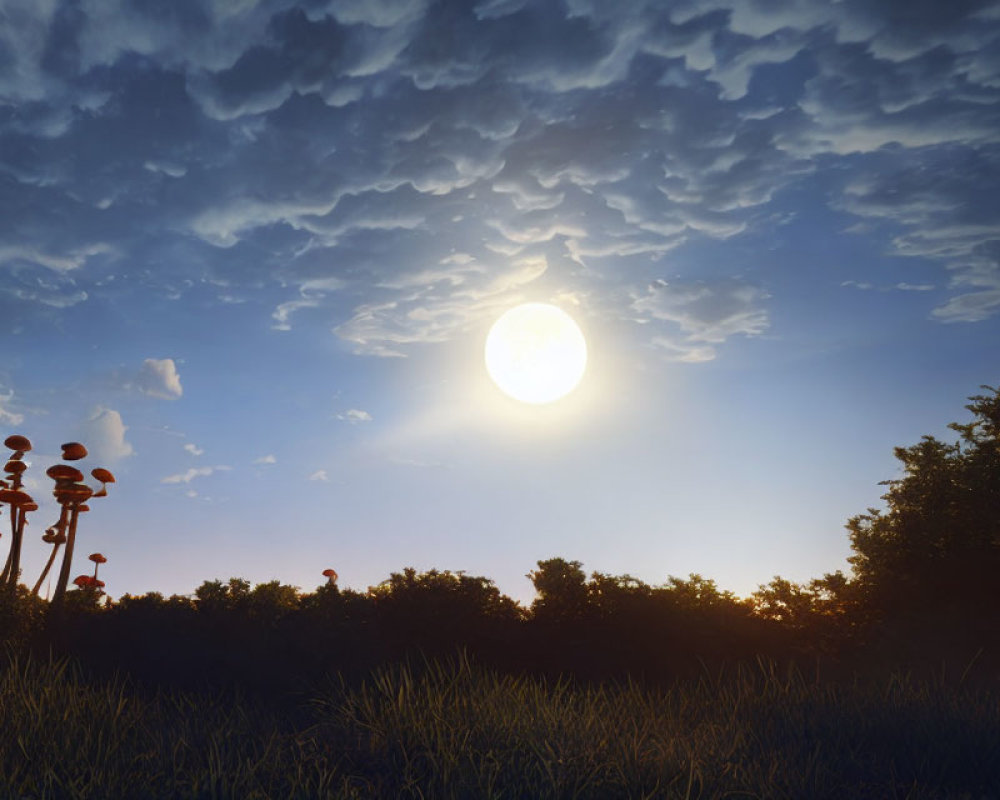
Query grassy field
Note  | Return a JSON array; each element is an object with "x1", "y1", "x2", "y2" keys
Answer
[{"x1": 1, "y1": 649, "x2": 997, "y2": 799}]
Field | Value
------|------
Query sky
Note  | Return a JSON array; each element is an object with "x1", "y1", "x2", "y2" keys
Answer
[{"x1": 1, "y1": 0, "x2": 998, "y2": 606}]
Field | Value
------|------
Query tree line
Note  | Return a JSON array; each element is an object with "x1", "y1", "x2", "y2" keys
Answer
[{"x1": 1, "y1": 385, "x2": 998, "y2": 693}]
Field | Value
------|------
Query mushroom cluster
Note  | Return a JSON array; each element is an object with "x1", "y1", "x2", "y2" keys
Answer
[
  {"x1": 0, "y1": 434, "x2": 116, "y2": 605},
  {"x1": 0, "y1": 435, "x2": 37, "y2": 591},
  {"x1": 48, "y1": 443, "x2": 115, "y2": 607}
]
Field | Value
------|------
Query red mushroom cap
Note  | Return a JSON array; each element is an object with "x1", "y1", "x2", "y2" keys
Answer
[
  {"x1": 91, "y1": 468, "x2": 116, "y2": 484},
  {"x1": 73, "y1": 575, "x2": 94, "y2": 588},
  {"x1": 4, "y1": 435, "x2": 31, "y2": 452},
  {"x1": 3, "y1": 461, "x2": 26, "y2": 474},
  {"x1": 93, "y1": 579, "x2": 105, "y2": 589},
  {"x1": 61, "y1": 442, "x2": 88, "y2": 461},
  {"x1": 54, "y1": 484, "x2": 93, "y2": 505},
  {"x1": 88, "y1": 553, "x2": 107, "y2": 564},
  {"x1": 322, "y1": 568, "x2": 339, "y2": 580},
  {"x1": 47, "y1": 465, "x2": 85, "y2": 483},
  {"x1": 77, "y1": 504, "x2": 90, "y2": 512},
  {"x1": 21, "y1": 502, "x2": 38, "y2": 513},
  {"x1": 0, "y1": 489, "x2": 34, "y2": 506}
]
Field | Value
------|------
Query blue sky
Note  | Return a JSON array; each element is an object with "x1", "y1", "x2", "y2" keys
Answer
[{"x1": 2, "y1": 0, "x2": 998, "y2": 605}]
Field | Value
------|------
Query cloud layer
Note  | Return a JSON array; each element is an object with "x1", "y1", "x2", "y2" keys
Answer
[{"x1": 1, "y1": 0, "x2": 997, "y2": 357}]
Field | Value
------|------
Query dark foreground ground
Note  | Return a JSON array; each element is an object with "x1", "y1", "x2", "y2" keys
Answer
[{"x1": 2, "y1": 649, "x2": 998, "y2": 800}]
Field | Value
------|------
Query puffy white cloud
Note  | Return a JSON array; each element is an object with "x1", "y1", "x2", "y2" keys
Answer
[
  {"x1": 137, "y1": 359, "x2": 183, "y2": 399},
  {"x1": 252, "y1": 454, "x2": 277, "y2": 464},
  {"x1": 84, "y1": 407, "x2": 134, "y2": 462}
]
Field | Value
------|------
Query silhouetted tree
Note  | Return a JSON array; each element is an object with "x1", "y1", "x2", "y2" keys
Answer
[
  {"x1": 369, "y1": 568, "x2": 521, "y2": 659},
  {"x1": 846, "y1": 385, "x2": 1000, "y2": 650},
  {"x1": 527, "y1": 558, "x2": 590, "y2": 622}
]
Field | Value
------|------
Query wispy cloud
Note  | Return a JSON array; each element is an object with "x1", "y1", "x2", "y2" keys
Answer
[
  {"x1": 183, "y1": 443, "x2": 204, "y2": 456},
  {"x1": 337, "y1": 409, "x2": 373, "y2": 424},
  {"x1": 253, "y1": 454, "x2": 277, "y2": 464},
  {"x1": 309, "y1": 469, "x2": 329, "y2": 482},
  {"x1": 161, "y1": 465, "x2": 232, "y2": 485},
  {"x1": 0, "y1": 388, "x2": 25, "y2": 426},
  {"x1": 632, "y1": 279, "x2": 769, "y2": 361}
]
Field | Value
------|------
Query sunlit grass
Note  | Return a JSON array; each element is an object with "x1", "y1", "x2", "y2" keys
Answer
[{"x1": 3, "y1": 649, "x2": 998, "y2": 799}]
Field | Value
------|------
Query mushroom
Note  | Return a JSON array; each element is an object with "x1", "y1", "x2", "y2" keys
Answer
[
  {"x1": 90, "y1": 468, "x2": 115, "y2": 498},
  {"x1": 73, "y1": 574, "x2": 95, "y2": 588},
  {"x1": 47, "y1": 464, "x2": 85, "y2": 483},
  {"x1": 3, "y1": 435, "x2": 31, "y2": 453},
  {"x1": 32, "y1": 523, "x2": 68, "y2": 596},
  {"x1": 88, "y1": 552, "x2": 107, "y2": 581},
  {"x1": 322, "y1": 568, "x2": 339, "y2": 585},
  {"x1": 50, "y1": 481, "x2": 94, "y2": 607},
  {"x1": 0, "y1": 490, "x2": 35, "y2": 589},
  {"x1": 3, "y1": 461, "x2": 26, "y2": 475},
  {"x1": 61, "y1": 442, "x2": 88, "y2": 461}
]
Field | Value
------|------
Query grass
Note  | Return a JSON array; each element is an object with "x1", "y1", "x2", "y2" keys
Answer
[{"x1": 2, "y1": 649, "x2": 998, "y2": 799}]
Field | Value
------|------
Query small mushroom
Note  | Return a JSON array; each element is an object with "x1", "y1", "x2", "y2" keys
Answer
[
  {"x1": 61, "y1": 442, "x2": 88, "y2": 461},
  {"x1": 3, "y1": 461, "x2": 26, "y2": 475},
  {"x1": 90, "y1": 468, "x2": 115, "y2": 498},
  {"x1": 47, "y1": 465, "x2": 85, "y2": 483},
  {"x1": 88, "y1": 552, "x2": 107, "y2": 580},
  {"x1": 322, "y1": 568, "x2": 339, "y2": 585},
  {"x1": 3, "y1": 435, "x2": 31, "y2": 452},
  {"x1": 73, "y1": 574, "x2": 95, "y2": 588}
]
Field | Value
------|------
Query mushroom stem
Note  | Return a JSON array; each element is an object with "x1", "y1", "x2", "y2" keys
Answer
[
  {"x1": 1, "y1": 505, "x2": 18, "y2": 588},
  {"x1": 50, "y1": 505, "x2": 82, "y2": 607},
  {"x1": 32, "y1": 541, "x2": 63, "y2": 597},
  {"x1": 6, "y1": 504, "x2": 28, "y2": 589},
  {"x1": 32, "y1": 508, "x2": 69, "y2": 596}
]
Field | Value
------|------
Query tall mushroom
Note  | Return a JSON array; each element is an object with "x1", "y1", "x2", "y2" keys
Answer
[
  {"x1": 0, "y1": 435, "x2": 32, "y2": 590},
  {"x1": 49, "y1": 479, "x2": 93, "y2": 607},
  {"x1": 0, "y1": 489, "x2": 35, "y2": 589},
  {"x1": 88, "y1": 552, "x2": 107, "y2": 581},
  {"x1": 322, "y1": 568, "x2": 339, "y2": 585}
]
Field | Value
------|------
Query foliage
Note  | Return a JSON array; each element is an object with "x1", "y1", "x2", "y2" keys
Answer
[{"x1": 846, "y1": 385, "x2": 1000, "y2": 644}]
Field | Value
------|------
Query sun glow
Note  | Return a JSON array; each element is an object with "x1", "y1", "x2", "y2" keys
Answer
[{"x1": 485, "y1": 303, "x2": 588, "y2": 404}]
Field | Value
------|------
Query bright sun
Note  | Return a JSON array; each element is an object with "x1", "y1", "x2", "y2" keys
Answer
[{"x1": 485, "y1": 303, "x2": 588, "y2": 404}]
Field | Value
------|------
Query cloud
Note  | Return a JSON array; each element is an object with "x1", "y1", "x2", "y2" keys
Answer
[
  {"x1": 309, "y1": 469, "x2": 329, "y2": 482},
  {"x1": 1, "y1": 0, "x2": 998, "y2": 348},
  {"x1": 931, "y1": 290, "x2": 1000, "y2": 323},
  {"x1": 337, "y1": 409, "x2": 373, "y2": 424},
  {"x1": 253, "y1": 454, "x2": 277, "y2": 464},
  {"x1": 161, "y1": 465, "x2": 232, "y2": 484},
  {"x1": 137, "y1": 359, "x2": 183, "y2": 399},
  {"x1": 633, "y1": 279, "x2": 770, "y2": 351},
  {"x1": 84, "y1": 407, "x2": 134, "y2": 462},
  {"x1": 183, "y1": 443, "x2": 204, "y2": 456},
  {"x1": 0, "y1": 388, "x2": 25, "y2": 426}
]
